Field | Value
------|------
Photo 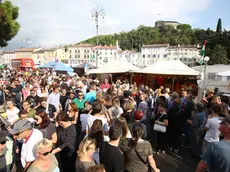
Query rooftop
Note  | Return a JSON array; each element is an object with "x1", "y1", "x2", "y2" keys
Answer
[
  {"x1": 95, "y1": 45, "x2": 117, "y2": 49},
  {"x1": 71, "y1": 44, "x2": 94, "y2": 48},
  {"x1": 156, "y1": 20, "x2": 180, "y2": 24},
  {"x1": 3, "y1": 50, "x2": 15, "y2": 53},
  {"x1": 142, "y1": 44, "x2": 169, "y2": 48},
  {"x1": 168, "y1": 45, "x2": 200, "y2": 49},
  {"x1": 15, "y1": 48, "x2": 36, "y2": 52}
]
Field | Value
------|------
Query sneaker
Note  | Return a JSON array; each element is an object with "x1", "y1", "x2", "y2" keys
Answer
[{"x1": 174, "y1": 149, "x2": 179, "y2": 154}]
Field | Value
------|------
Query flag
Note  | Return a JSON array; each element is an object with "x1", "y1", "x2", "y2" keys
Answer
[
  {"x1": 199, "y1": 40, "x2": 207, "y2": 65},
  {"x1": 90, "y1": 47, "x2": 95, "y2": 60}
]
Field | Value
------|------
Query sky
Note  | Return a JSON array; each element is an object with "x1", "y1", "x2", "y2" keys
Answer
[{"x1": 4, "y1": 0, "x2": 230, "y2": 50}]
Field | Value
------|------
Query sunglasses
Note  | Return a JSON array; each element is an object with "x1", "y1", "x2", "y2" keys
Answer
[
  {"x1": 78, "y1": 94, "x2": 83, "y2": 96},
  {"x1": 41, "y1": 150, "x2": 52, "y2": 156},
  {"x1": 0, "y1": 141, "x2": 6, "y2": 145}
]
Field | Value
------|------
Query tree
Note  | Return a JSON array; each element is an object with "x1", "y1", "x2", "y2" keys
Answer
[
  {"x1": 0, "y1": 0, "x2": 20, "y2": 47},
  {"x1": 209, "y1": 45, "x2": 228, "y2": 65},
  {"x1": 216, "y1": 18, "x2": 222, "y2": 33}
]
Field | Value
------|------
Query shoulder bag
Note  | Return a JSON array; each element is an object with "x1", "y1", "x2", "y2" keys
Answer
[{"x1": 153, "y1": 114, "x2": 166, "y2": 133}]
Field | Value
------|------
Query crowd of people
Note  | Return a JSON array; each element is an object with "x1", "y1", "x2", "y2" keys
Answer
[{"x1": 0, "y1": 69, "x2": 229, "y2": 172}]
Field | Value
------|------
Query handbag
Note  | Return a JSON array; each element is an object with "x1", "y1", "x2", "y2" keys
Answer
[{"x1": 153, "y1": 114, "x2": 166, "y2": 133}]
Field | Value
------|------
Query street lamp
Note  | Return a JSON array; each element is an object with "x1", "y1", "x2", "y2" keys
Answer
[
  {"x1": 202, "y1": 56, "x2": 210, "y2": 97},
  {"x1": 91, "y1": 5, "x2": 105, "y2": 67}
]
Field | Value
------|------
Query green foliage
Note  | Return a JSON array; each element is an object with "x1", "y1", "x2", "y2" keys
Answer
[
  {"x1": 0, "y1": 0, "x2": 20, "y2": 47},
  {"x1": 80, "y1": 22, "x2": 230, "y2": 64},
  {"x1": 209, "y1": 45, "x2": 228, "y2": 65},
  {"x1": 216, "y1": 18, "x2": 222, "y2": 33}
]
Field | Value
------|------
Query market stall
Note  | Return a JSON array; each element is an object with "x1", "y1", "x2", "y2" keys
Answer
[{"x1": 131, "y1": 60, "x2": 200, "y2": 92}]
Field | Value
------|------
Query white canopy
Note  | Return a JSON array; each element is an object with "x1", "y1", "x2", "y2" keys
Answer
[
  {"x1": 89, "y1": 60, "x2": 140, "y2": 74},
  {"x1": 131, "y1": 60, "x2": 200, "y2": 76},
  {"x1": 216, "y1": 71, "x2": 230, "y2": 77}
]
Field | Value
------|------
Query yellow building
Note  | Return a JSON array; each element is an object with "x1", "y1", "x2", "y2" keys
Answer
[
  {"x1": 32, "y1": 50, "x2": 45, "y2": 65},
  {"x1": 15, "y1": 48, "x2": 36, "y2": 59},
  {"x1": 55, "y1": 47, "x2": 68, "y2": 64},
  {"x1": 43, "y1": 48, "x2": 56, "y2": 64}
]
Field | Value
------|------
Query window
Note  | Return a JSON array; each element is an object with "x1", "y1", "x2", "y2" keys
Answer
[
  {"x1": 84, "y1": 55, "x2": 86, "y2": 58},
  {"x1": 111, "y1": 52, "x2": 112, "y2": 55},
  {"x1": 75, "y1": 50, "x2": 77, "y2": 53},
  {"x1": 100, "y1": 57, "x2": 102, "y2": 60},
  {"x1": 143, "y1": 55, "x2": 145, "y2": 58},
  {"x1": 105, "y1": 52, "x2": 107, "y2": 55},
  {"x1": 78, "y1": 50, "x2": 80, "y2": 53},
  {"x1": 87, "y1": 50, "x2": 89, "y2": 53},
  {"x1": 69, "y1": 55, "x2": 71, "y2": 58},
  {"x1": 87, "y1": 55, "x2": 89, "y2": 58},
  {"x1": 69, "y1": 50, "x2": 71, "y2": 53},
  {"x1": 163, "y1": 54, "x2": 167, "y2": 58},
  {"x1": 75, "y1": 55, "x2": 77, "y2": 58},
  {"x1": 153, "y1": 54, "x2": 156, "y2": 58},
  {"x1": 78, "y1": 55, "x2": 80, "y2": 58}
]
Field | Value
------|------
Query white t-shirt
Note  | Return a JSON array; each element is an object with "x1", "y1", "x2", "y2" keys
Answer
[
  {"x1": 80, "y1": 114, "x2": 92, "y2": 131},
  {"x1": 21, "y1": 129, "x2": 43, "y2": 167},
  {"x1": 204, "y1": 117, "x2": 221, "y2": 143},
  {"x1": 47, "y1": 92, "x2": 60, "y2": 112},
  {"x1": 6, "y1": 107, "x2": 19, "y2": 123},
  {"x1": 86, "y1": 116, "x2": 109, "y2": 133}
]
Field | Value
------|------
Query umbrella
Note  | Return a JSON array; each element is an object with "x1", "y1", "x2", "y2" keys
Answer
[
  {"x1": 0, "y1": 64, "x2": 4, "y2": 69},
  {"x1": 39, "y1": 61, "x2": 73, "y2": 72}
]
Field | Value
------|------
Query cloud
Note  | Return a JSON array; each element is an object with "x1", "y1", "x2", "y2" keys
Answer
[{"x1": 5, "y1": 0, "x2": 212, "y2": 50}]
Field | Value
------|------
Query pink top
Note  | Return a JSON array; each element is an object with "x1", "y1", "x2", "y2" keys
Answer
[{"x1": 22, "y1": 89, "x2": 30, "y2": 100}]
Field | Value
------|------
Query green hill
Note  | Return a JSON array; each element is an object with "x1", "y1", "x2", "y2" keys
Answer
[{"x1": 78, "y1": 22, "x2": 230, "y2": 64}]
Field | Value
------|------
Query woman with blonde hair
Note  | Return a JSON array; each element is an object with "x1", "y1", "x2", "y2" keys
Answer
[
  {"x1": 26, "y1": 138, "x2": 59, "y2": 172},
  {"x1": 76, "y1": 137, "x2": 97, "y2": 172},
  {"x1": 108, "y1": 96, "x2": 123, "y2": 123}
]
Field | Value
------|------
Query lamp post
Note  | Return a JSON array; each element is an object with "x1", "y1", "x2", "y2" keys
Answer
[
  {"x1": 91, "y1": 5, "x2": 105, "y2": 67},
  {"x1": 202, "y1": 56, "x2": 210, "y2": 97}
]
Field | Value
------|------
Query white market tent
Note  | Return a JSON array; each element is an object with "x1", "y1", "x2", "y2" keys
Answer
[
  {"x1": 89, "y1": 60, "x2": 140, "y2": 74},
  {"x1": 216, "y1": 71, "x2": 230, "y2": 77},
  {"x1": 131, "y1": 60, "x2": 200, "y2": 76}
]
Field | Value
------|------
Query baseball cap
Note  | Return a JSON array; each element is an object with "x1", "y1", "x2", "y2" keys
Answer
[
  {"x1": 9, "y1": 119, "x2": 32, "y2": 135},
  {"x1": 0, "y1": 131, "x2": 7, "y2": 143},
  {"x1": 134, "y1": 110, "x2": 143, "y2": 121}
]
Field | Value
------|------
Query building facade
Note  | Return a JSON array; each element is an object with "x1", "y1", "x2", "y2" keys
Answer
[
  {"x1": 3, "y1": 50, "x2": 16, "y2": 67},
  {"x1": 43, "y1": 48, "x2": 56, "y2": 64},
  {"x1": 167, "y1": 45, "x2": 201, "y2": 66},
  {"x1": 95, "y1": 45, "x2": 119, "y2": 67},
  {"x1": 141, "y1": 44, "x2": 169, "y2": 66},
  {"x1": 55, "y1": 47, "x2": 68, "y2": 64},
  {"x1": 67, "y1": 44, "x2": 95, "y2": 66},
  {"x1": 32, "y1": 50, "x2": 45, "y2": 65},
  {"x1": 155, "y1": 20, "x2": 181, "y2": 29}
]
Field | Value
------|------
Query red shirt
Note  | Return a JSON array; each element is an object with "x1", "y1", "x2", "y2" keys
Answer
[{"x1": 101, "y1": 83, "x2": 111, "y2": 89}]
